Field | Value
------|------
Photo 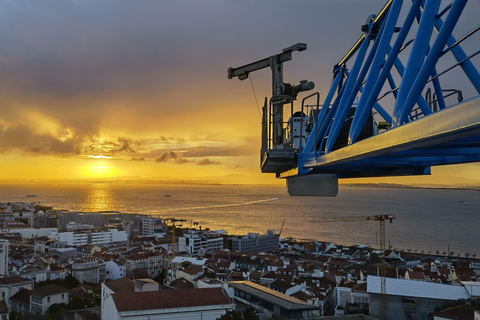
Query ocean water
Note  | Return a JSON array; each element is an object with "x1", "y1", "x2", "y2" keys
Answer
[{"x1": 0, "y1": 182, "x2": 479, "y2": 257}]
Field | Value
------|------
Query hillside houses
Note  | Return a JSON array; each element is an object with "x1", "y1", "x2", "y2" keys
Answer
[{"x1": 0, "y1": 206, "x2": 477, "y2": 319}]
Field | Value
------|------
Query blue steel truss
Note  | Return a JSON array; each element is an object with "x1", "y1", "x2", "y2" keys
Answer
[{"x1": 291, "y1": 0, "x2": 480, "y2": 179}]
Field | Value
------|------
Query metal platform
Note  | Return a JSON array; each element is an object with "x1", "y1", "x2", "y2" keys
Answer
[
  {"x1": 292, "y1": 96, "x2": 480, "y2": 178},
  {"x1": 261, "y1": 149, "x2": 297, "y2": 174}
]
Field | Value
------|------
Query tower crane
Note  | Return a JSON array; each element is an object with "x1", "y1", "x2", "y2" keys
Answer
[
  {"x1": 228, "y1": 1, "x2": 480, "y2": 197},
  {"x1": 311, "y1": 214, "x2": 395, "y2": 320},
  {"x1": 278, "y1": 218, "x2": 286, "y2": 237},
  {"x1": 164, "y1": 218, "x2": 187, "y2": 258}
]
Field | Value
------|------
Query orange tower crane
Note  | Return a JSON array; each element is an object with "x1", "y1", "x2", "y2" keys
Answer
[{"x1": 311, "y1": 214, "x2": 396, "y2": 319}]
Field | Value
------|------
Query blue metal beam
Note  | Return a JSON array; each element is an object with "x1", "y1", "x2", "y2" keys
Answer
[{"x1": 297, "y1": 96, "x2": 480, "y2": 173}]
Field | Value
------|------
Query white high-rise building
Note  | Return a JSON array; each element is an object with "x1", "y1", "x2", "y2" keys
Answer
[
  {"x1": 0, "y1": 239, "x2": 9, "y2": 276},
  {"x1": 142, "y1": 217, "x2": 155, "y2": 237}
]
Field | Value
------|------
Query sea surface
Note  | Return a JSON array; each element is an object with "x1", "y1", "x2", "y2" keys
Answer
[{"x1": 0, "y1": 182, "x2": 479, "y2": 257}]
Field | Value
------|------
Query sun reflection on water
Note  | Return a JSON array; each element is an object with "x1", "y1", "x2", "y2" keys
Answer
[{"x1": 84, "y1": 184, "x2": 115, "y2": 212}]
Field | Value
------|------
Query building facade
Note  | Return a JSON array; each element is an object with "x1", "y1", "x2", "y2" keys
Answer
[
  {"x1": 50, "y1": 228, "x2": 127, "y2": 246},
  {"x1": 103, "y1": 287, "x2": 234, "y2": 320},
  {"x1": 71, "y1": 258, "x2": 100, "y2": 283},
  {"x1": 226, "y1": 230, "x2": 279, "y2": 253},
  {"x1": 178, "y1": 230, "x2": 224, "y2": 257},
  {"x1": 29, "y1": 284, "x2": 69, "y2": 316},
  {"x1": 125, "y1": 252, "x2": 163, "y2": 279},
  {"x1": 367, "y1": 276, "x2": 472, "y2": 320},
  {"x1": 105, "y1": 260, "x2": 126, "y2": 280},
  {"x1": 0, "y1": 240, "x2": 8, "y2": 276}
]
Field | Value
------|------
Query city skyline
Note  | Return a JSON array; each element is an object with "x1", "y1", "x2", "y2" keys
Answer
[{"x1": 1, "y1": 0, "x2": 479, "y2": 187}]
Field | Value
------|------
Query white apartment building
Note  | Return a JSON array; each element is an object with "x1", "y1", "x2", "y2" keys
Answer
[
  {"x1": 0, "y1": 240, "x2": 8, "y2": 276},
  {"x1": 50, "y1": 231, "x2": 88, "y2": 246},
  {"x1": 142, "y1": 217, "x2": 155, "y2": 237},
  {"x1": 178, "y1": 230, "x2": 224, "y2": 257},
  {"x1": 105, "y1": 260, "x2": 126, "y2": 280},
  {"x1": 102, "y1": 287, "x2": 234, "y2": 320},
  {"x1": 90, "y1": 229, "x2": 127, "y2": 244},
  {"x1": 50, "y1": 228, "x2": 127, "y2": 246},
  {"x1": 125, "y1": 252, "x2": 163, "y2": 278},
  {"x1": 142, "y1": 217, "x2": 166, "y2": 237},
  {"x1": 5, "y1": 228, "x2": 57, "y2": 239},
  {"x1": 29, "y1": 284, "x2": 69, "y2": 316},
  {"x1": 72, "y1": 258, "x2": 100, "y2": 283},
  {"x1": 66, "y1": 221, "x2": 94, "y2": 231}
]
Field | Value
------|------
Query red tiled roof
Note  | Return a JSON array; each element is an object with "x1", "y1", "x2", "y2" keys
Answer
[
  {"x1": 434, "y1": 304, "x2": 480, "y2": 320},
  {"x1": 406, "y1": 270, "x2": 425, "y2": 280},
  {"x1": 69, "y1": 284, "x2": 95, "y2": 298},
  {"x1": 228, "y1": 271, "x2": 245, "y2": 281},
  {"x1": 170, "y1": 278, "x2": 194, "y2": 289},
  {"x1": 49, "y1": 264, "x2": 65, "y2": 272},
  {"x1": 104, "y1": 278, "x2": 135, "y2": 294},
  {"x1": 275, "y1": 274, "x2": 294, "y2": 284},
  {"x1": 353, "y1": 282, "x2": 367, "y2": 292},
  {"x1": 291, "y1": 290, "x2": 311, "y2": 302},
  {"x1": 270, "y1": 278, "x2": 294, "y2": 291},
  {"x1": 262, "y1": 271, "x2": 276, "y2": 279},
  {"x1": 112, "y1": 288, "x2": 230, "y2": 312},
  {"x1": 10, "y1": 288, "x2": 31, "y2": 304},
  {"x1": 179, "y1": 265, "x2": 203, "y2": 276},
  {"x1": 31, "y1": 284, "x2": 69, "y2": 297},
  {"x1": 0, "y1": 275, "x2": 31, "y2": 284}
]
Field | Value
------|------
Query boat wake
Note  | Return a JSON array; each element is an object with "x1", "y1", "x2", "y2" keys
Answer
[{"x1": 165, "y1": 197, "x2": 280, "y2": 212}]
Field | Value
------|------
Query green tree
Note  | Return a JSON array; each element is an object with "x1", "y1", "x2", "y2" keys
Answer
[
  {"x1": 434, "y1": 299, "x2": 466, "y2": 313},
  {"x1": 217, "y1": 306, "x2": 259, "y2": 320},
  {"x1": 242, "y1": 306, "x2": 260, "y2": 320},
  {"x1": 152, "y1": 269, "x2": 166, "y2": 284},
  {"x1": 9, "y1": 311, "x2": 23, "y2": 320},
  {"x1": 68, "y1": 292, "x2": 101, "y2": 310},
  {"x1": 36, "y1": 275, "x2": 80, "y2": 290},
  {"x1": 48, "y1": 303, "x2": 68, "y2": 314},
  {"x1": 217, "y1": 310, "x2": 243, "y2": 320}
]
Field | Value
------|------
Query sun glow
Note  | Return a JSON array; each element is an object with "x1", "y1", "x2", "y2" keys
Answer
[
  {"x1": 81, "y1": 160, "x2": 119, "y2": 178},
  {"x1": 87, "y1": 155, "x2": 113, "y2": 159}
]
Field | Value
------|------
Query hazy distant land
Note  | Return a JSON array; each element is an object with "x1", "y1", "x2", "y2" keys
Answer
[{"x1": 0, "y1": 178, "x2": 478, "y2": 191}]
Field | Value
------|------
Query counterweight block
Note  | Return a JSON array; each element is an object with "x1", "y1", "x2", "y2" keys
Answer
[{"x1": 286, "y1": 174, "x2": 338, "y2": 197}]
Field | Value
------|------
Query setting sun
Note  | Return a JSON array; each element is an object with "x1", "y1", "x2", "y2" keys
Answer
[{"x1": 81, "y1": 161, "x2": 119, "y2": 178}]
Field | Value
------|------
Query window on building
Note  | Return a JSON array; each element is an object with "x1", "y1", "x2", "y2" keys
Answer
[
  {"x1": 47, "y1": 297, "x2": 50, "y2": 303},
  {"x1": 264, "y1": 302, "x2": 273, "y2": 311}
]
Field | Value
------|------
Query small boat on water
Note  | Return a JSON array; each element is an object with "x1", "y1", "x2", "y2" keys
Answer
[{"x1": 164, "y1": 194, "x2": 172, "y2": 197}]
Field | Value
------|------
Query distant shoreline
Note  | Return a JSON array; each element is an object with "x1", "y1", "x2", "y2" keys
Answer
[
  {"x1": 0, "y1": 179, "x2": 478, "y2": 191},
  {"x1": 341, "y1": 183, "x2": 480, "y2": 192}
]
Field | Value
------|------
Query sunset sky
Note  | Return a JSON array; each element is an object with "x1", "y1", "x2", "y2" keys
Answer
[{"x1": 1, "y1": 0, "x2": 479, "y2": 187}]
